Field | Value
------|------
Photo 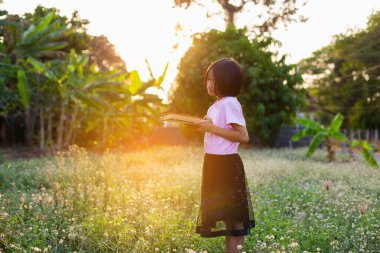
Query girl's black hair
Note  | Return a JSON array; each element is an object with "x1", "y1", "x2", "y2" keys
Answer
[{"x1": 204, "y1": 58, "x2": 243, "y2": 97}]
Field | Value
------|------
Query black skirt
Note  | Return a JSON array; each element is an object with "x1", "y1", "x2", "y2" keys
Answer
[{"x1": 196, "y1": 153, "x2": 255, "y2": 238}]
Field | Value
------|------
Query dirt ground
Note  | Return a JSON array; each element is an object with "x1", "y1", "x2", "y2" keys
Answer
[{"x1": 0, "y1": 145, "x2": 51, "y2": 161}]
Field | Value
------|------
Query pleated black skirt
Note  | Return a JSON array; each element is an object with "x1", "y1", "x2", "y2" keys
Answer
[{"x1": 196, "y1": 153, "x2": 255, "y2": 238}]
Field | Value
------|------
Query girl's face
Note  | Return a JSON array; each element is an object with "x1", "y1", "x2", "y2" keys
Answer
[{"x1": 206, "y1": 69, "x2": 217, "y2": 97}]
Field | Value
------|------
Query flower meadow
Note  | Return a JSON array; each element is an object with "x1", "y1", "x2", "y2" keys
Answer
[{"x1": 0, "y1": 145, "x2": 379, "y2": 252}]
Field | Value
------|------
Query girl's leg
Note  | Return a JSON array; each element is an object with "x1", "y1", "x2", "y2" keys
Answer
[
  {"x1": 226, "y1": 236, "x2": 245, "y2": 253},
  {"x1": 225, "y1": 221, "x2": 245, "y2": 253}
]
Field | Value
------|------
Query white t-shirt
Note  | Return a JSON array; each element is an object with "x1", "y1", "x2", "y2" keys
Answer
[{"x1": 204, "y1": 96, "x2": 246, "y2": 154}]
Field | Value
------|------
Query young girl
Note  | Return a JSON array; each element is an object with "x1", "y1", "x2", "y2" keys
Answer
[{"x1": 194, "y1": 58, "x2": 255, "y2": 253}]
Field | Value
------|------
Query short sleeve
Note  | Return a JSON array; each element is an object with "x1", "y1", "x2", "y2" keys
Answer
[{"x1": 223, "y1": 99, "x2": 246, "y2": 126}]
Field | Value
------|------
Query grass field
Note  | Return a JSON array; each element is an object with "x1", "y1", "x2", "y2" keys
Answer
[{"x1": 0, "y1": 145, "x2": 379, "y2": 253}]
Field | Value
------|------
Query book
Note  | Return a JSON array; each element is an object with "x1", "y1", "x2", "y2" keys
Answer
[{"x1": 161, "y1": 113, "x2": 204, "y2": 124}]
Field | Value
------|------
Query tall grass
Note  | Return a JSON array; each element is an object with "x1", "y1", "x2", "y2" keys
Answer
[{"x1": 0, "y1": 145, "x2": 379, "y2": 252}]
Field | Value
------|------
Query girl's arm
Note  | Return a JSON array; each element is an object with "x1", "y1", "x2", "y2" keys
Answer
[
  {"x1": 212, "y1": 123, "x2": 249, "y2": 143},
  {"x1": 194, "y1": 117, "x2": 249, "y2": 143}
]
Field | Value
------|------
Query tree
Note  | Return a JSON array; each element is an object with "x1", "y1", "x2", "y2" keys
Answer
[
  {"x1": 21, "y1": 6, "x2": 91, "y2": 59},
  {"x1": 21, "y1": 6, "x2": 126, "y2": 72},
  {"x1": 351, "y1": 140, "x2": 379, "y2": 168},
  {"x1": 299, "y1": 11, "x2": 380, "y2": 129},
  {"x1": 0, "y1": 6, "x2": 166, "y2": 150},
  {"x1": 169, "y1": 25, "x2": 304, "y2": 146},
  {"x1": 88, "y1": 35, "x2": 127, "y2": 72},
  {"x1": 173, "y1": 0, "x2": 308, "y2": 34},
  {"x1": 27, "y1": 51, "x2": 166, "y2": 150},
  {"x1": 0, "y1": 9, "x2": 71, "y2": 145}
]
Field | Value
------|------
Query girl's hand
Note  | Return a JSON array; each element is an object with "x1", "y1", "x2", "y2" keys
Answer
[{"x1": 193, "y1": 116, "x2": 214, "y2": 132}]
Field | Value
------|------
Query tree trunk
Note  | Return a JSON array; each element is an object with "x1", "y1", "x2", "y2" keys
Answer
[
  {"x1": 325, "y1": 138, "x2": 335, "y2": 162},
  {"x1": 56, "y1": 100, "x2": 65, "y2": 150},
  {"x1": 62, "y1": 107, "x2": 70, "y2": 147},
  {"x1": 39, "y1": 106, "x2": 45, "y2": 150},
  {"x1": 102, "y1": 116, "x2": 108, "y2": 148},
  {"x1": 30, "y1": 107, "x2": 38, "y2": 147},
  {"x1": 25, "y1": 107, "x2": 32, "y2": 145},
  {"x1": 64, "y1": 106, "x2": 78, "y2": 147},
  {"x1": 225, "y1": 9, "x2": 235, "y2": 26},
  {"x1": 348, "y1": 141, "x2": 356, "y2": 161},
  {"x1": 216, "y1": 0, "x2": 245, "y2": 26},
  {"x1": 47, "y1": 106, "x2": 53, "y2": 147},
  {"x1": 0, "y1": 117, "x2": 5, "y2": 145},
  {"x1": 47, "y1": 106, "x2": 56, "y2": 154}
]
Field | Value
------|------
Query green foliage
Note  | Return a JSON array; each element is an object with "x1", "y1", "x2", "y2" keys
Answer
[
  {"x1": 351, "y1": 140, "x2": 379, "y2": 168},
  {"x1": 0, "y1": 7, "x2": 71, "y2": 121},
  {"x1": 169, "y1": 25, "x2": 305, "y2": 146},
  {"x1": 9, "y1": 9, "x2": 69, "y2": 59},
  {"x1": 292, "y1": 113, "x2": 347, "y2": 161},
  {"x1": 89, "y1": 35, "x2": 127, "y2": 72},
  {"x1": 0, "y1": 6, "x2": 165, "y2": 149},
  {"x1": 128, "y1": 70, "x2": 144, "y2": 95},
  {"x1": 299, "y1": 11, "x2": 380, "y2": 128},
  {"x1": 16, "y1": 70, "x2": 29, "y2": 108},
  {"x1": 23, "y1": 50, "x2": 166, "y2": 149},
  {"x1": 292, "y1": 113, "x2": 378, "y2": 168},
  {"x1": 306, "y1": 132, "x2": 327, "y2": 158}
]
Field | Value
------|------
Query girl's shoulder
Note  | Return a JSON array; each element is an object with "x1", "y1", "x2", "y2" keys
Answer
[
  {"x1": 220, "y1": 96, "x2": 241, "y2": 107},
  {"x1": 211, "y1": 97, "x2": 241, "y2": 112},
  {"x1": 224, "y1": 96, "x2": 238, "y2": 102}
]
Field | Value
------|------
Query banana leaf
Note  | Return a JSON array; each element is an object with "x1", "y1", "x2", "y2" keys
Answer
[
  {"x1": 329, "y1": 131, "x2": 347, "y2": 142},
  {"x1": 306, "y1": 132, "x2": 326, "y2": 157},
  {"x1": 16, "y1": 70, "x2": 30, "y2": 108},
  {"x1": 0, "y1": 62, "x2": 19, "y2": 74},
  {"x1": 36, "y1": 41, "x2": 68, "y2": 52},
  {"x1": 295, "y1": 117, "x2": 323, "y2": 131},
  {"x1": 82, "y1": 81, "x2": 124, "y2": 91},
  {"x1": 74, "y1": 92, "x2": 106, "y2": 110},
  {"x1": 362, "y1": 149, "x2": 379, "y2": 168},
  {"x1": 27, "y1": 57, "x2": 57, "y2": 81},
  {"x1": 351, "y1": 139, "x2": 360, "y2": 148},
  {"x1": 329, "y1": 113, "x2": 344, "y2": 132},
  {"x1": 291, "y1": 128, "x2": 316, "y2": 141},
  {"x1": 361, "y1": 140, "x2": 374, "y2": 151},
  {"x1": 153, "y1": 63, "x2": 169, "y2": 87},
  {"x1": 128, "y1": 70, "x2": 143, "y2": 95},
  {"x1": 21, "y1": 12, "x2": 55, "y2": 44}
]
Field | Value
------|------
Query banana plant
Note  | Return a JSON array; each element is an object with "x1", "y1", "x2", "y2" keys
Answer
[
  {"x1": 82, "y1": 63, "x2": 168, "y2": 148},
  {"x1": 27, "y1": 50, "x2": 126, "y2": 150},
  {"x1": 1, "y1": 9, "x2": 167, "y2": 150},
  {"x1": 12, "y1": 11, "x2": 69, "y2": 60},
  {"x1": 1, "y1": 10, "x2": 70, "y2": 145},
  {"x1": 291, "y1": 113, "x2": 347, "y2": 162},
  {"x1": 292, "y1": 113, "x2": 378, "y2": 168},
  {"x1": 350, "y1": 140, "x2": 379, "y2": 168},
  {"x1": 27, "y1": 50, "x2": 167, "y2": 150}
]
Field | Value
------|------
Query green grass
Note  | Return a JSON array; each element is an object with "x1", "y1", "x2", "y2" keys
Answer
[{"x1": 0, "y1": 145, "x2": 379, "y2": 252}]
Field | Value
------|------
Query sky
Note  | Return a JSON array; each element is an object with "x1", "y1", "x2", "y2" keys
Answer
[{"x1": 2, "y1": 0, "x2": 379, "y2": 102}]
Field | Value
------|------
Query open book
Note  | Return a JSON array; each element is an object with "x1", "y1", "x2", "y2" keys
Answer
[{"x1": 161, "y1": 113, "x2": 204, "y2": 124}]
